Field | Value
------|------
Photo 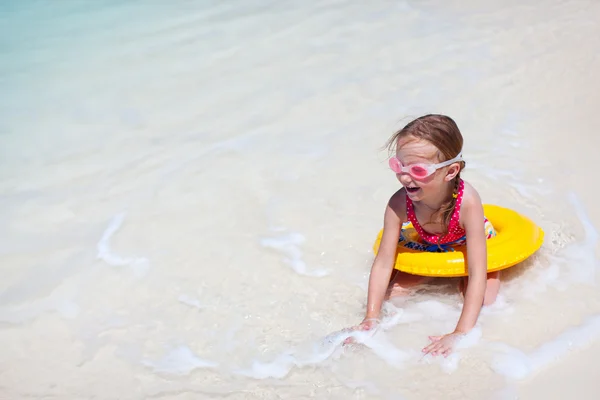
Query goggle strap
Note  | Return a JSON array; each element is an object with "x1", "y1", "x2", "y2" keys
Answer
[{"x1": 434, "y1": 152, "x2": 463, "y2": 168}]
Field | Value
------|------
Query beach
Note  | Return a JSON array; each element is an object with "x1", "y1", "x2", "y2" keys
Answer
[{"x1": 1, "y1": 1, "x2": 600, "y2": 399}]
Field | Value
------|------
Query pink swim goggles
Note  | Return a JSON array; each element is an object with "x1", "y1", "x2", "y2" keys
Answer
[{"x1": 388, "y1": 152, "x2": 464, "y2": 180}]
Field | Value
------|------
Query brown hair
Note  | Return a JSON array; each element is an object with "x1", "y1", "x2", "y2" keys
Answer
[{"x1": 386, "y1": 114, "x2": 466, "y2": 239}]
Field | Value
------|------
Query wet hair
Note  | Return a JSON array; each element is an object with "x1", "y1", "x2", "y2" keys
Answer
[{"x1": 385, "y1": 114, "x2": 466, "y2": 239}]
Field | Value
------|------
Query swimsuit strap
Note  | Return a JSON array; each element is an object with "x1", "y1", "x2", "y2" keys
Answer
[{"x1": 405, "y1": 179, "x2": 466, "y2": 244}]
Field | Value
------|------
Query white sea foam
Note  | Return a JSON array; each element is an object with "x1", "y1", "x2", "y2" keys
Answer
[
  {"x1": 491, "y1": 314, "x2": 600, "y2": 379},
  {"x1": 96, "y1": 212, "x2": 149, "y2": 277},
  {"x1": 417, "y1": 326, "x2": 483, "y2": 374},
  {"x1": 260, "y1": 231, "x2": 329, "y2": 277},
  {"x1": 142, "y1": 345, "x2": 218, "y2": 375},
  {"x1": 556, "y1": 191, "x2": 600, "y2": 283},
  {"x1": 236, "y1": 301, "x2": 483, "y2": 381},
  {"x1": 235, "y1": 319, "x2": 410, "y2": 380},
  {"x1": 235, "y1": 329, "x2": 358, "y2": 379},
  {"x1": 490, "y1": 192, "x2": 600, "y2": 379}
]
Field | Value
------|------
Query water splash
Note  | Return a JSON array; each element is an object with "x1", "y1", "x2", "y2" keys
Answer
[
  {"x1": 491, "y1": 191, "x2": 600, "y2": 379},
  {"x1": 491, "y1": 314, "x2": 600, "y2": 379}
]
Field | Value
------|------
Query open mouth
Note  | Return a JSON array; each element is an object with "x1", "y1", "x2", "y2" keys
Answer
[{"x1": 406, "y1": 186, "x2": 420, "y2": 194}]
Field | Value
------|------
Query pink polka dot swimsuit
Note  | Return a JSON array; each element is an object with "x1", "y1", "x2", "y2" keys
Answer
[{"x1": 406, "y1": 179, "x2": 466, "y2": 245}]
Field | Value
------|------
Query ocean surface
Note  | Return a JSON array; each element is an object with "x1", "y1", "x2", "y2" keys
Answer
[{"x1": 1, "y1": 1, "x2": 600, "y2": 399}]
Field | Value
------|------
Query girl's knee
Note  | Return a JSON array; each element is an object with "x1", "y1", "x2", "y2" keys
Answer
[
  {"x1": 387, "y1": 271, "x2": 431, "y2": 298},
  {"x1": 388, "y1": 283, "x2": 412, "y2": 297},
  {"x1": 483, "y1": 272, "x2": 501, "y2": 305},
  {"x1": 483, "y1": 290, "x2": 498, "y2": 306},
  {"x1": 459, "y1": 272, "x2": 501, "y2": 305}
]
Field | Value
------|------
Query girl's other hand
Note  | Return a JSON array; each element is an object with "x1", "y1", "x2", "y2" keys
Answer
[
  {"x1": 422, "y1": 331, "x2": 464, "y2": 357},
  {"x1": 342, "y1": 318, "x2": 380, "y2": 345}
]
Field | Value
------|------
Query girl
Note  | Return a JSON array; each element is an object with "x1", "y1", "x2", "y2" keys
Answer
[{"x1": 350, "y1": 114, "x2": 499, "y2": 357}]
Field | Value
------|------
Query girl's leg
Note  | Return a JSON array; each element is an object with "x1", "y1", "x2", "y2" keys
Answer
[
  {"x1": 459, "y1": 271, "x2": 501, "y2": 305},
  {"x1": 386, "y1": 270, "x2": 432, "y2": 299}
]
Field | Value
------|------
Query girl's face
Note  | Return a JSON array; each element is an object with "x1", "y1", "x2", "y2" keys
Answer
[{"x1": 393, "y1": 137, "x2": 459, "y2": 202}]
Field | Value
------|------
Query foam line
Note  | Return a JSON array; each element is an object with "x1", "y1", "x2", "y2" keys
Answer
[
  {"x1": 142, "y1": 345, "x2": 218, "y2": 375},
  {"x1": 235, "y1": 307, "x2": 482, "y2": 380},
  {"x1": 568, "y1": 191, "x2": 599, "y2": 248},
  {"x1": 551, "y1": 192, "x2": 600, "y2": 284},
  {"x1": 96, "y1": 212, "x2": 149, "y2": 276},
  {"x1": 234, "y1": 327, "x2": 394, "y2": 379},
  {"x1": 490, "y1": 192, "x2": 600, "y2": 379},
  {"x1": 491, "y1": 314, "x2": 600, "y2": 379},
  {"x1": 260, "y1": 231, "x2": 329, "y2": 277}
]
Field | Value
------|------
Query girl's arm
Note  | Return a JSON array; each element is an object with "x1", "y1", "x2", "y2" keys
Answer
[
  {"x1": 453, "y1": 187, "x2": 487, "y2": 333},
  {"x1": 364, "y1": 190, "x2": 405, "y2": 321},
  {"x1": 422, "y1": 185, "x2": 487, "y2": 356}
]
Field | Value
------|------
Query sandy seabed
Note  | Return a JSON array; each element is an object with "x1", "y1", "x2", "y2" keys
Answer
[{"x1": 1, "y1": 1, "x2": 600, "y2": 399}]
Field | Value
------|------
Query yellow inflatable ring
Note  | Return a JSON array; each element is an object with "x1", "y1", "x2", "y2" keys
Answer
[{"x1": 372, "y1": 204, "x2": 544, "y2": 277}]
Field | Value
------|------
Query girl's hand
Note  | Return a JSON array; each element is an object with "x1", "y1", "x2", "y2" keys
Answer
[
  {"x1": 343, "y1": 318, "x2": 380, "y2": 345},
  {"x1": 422, "y1": 331, "x2": 464, "y2": 357}
]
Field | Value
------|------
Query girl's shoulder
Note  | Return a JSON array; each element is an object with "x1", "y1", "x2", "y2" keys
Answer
[
  {"x1": 388, "y1": 187, "x2": 408, "y2": 220},
  {"x1": 459, "y1": 180, "x2": 484, "y2": 211}
]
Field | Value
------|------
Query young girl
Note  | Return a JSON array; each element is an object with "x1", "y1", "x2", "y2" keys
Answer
[{"x1": 350, "y1": 114, "x2": 500, "y2": 357}]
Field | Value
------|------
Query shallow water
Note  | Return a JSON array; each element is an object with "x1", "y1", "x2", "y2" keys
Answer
[{"x1": 1, "y1": 1, "x2": 600, "y2": 399}]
